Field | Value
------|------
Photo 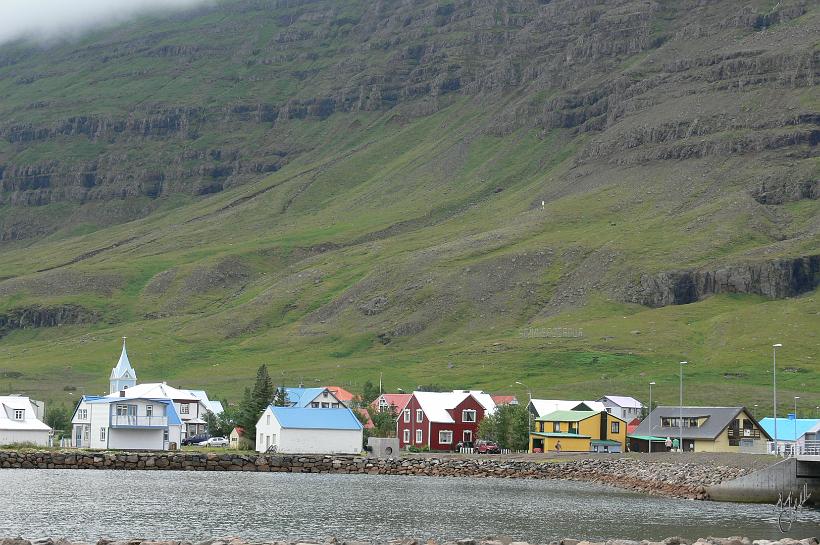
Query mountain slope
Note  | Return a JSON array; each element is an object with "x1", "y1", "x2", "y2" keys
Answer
[{"x1": 0, "y1": 0, "x2": 817, "y2": 411}]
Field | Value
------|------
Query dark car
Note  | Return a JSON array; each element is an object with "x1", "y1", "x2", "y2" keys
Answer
[
  {"x1": 181, "y1": 433, "x2": 210, "y2": 446},
  {"x1": 475, "y1": 439, "x2": 501, "y2": 454}
]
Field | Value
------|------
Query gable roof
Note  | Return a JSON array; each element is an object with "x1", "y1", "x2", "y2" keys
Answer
[
  {"x1": 452, "y1": 390, "x2": 496, "y2": 413},
  {"x1": 371, "y1": 393, "x2": 411, "y2": 413},
  {"x1": 414, "y1": 391, "x2": 471, "y2": 423},
  {"x1": 528, "y1": 399, "x2": 603, "y2": 417},
  {"x1": 538, "y1": 410, "x2": 599, "y2": 422},
  {"x1": 284, "y1": 387, "x2": 341, "y2": 407},
  {"x1": 632, "y1": 406, "x2": 770, "y2": 441},
  {"x1": 491, "y1": 395, "x2": 518, "y2": 406},
  {"x1": 268, "y1": 407, "x2": 363, "y2": 430},
  {"x1": 0, "y1": 396, "x2": 51, "y2": 431},
  {"x1": 105, "y1": 382, "x2": 201, "y2": 402},
  {"x1": 599, "y1": 395, "x2": 644, "y2": 409},
  {"x1": 759, "y1": 418, "x2": 820, "y2": 442},
  {"x1": 324, "y1": 386, "x2": 355, "y2": 403}
]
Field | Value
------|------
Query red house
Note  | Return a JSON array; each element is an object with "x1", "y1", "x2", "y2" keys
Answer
[{"x1": 397, "y1": 391, "x2": 486, "y2": 451}]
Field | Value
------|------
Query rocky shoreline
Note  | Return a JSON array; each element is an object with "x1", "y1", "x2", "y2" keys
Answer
[
  {"x1": 2, "y1": 537, "x2": 818, "y2": 545},
  {"x1": 0, "y1": 451, "x2": 752, "y2": 500}
]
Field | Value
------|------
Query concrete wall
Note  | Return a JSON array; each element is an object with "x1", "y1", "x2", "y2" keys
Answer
[{"x1": 708, "y1": 458, "x2": 819, "y2": 504}]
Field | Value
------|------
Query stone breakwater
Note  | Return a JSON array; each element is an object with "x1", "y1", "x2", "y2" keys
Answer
[
  {"x1": 1, "y1": 537, "x2": 818, "y2": 545},
  {"x1": 0, "y1": 451, "x2": 751, "y2": 500}
]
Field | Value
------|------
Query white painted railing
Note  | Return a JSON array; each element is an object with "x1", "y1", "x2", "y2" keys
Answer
[
  {"x1": 767, "y1": 440, "x2": 820, "y2": 457},
  {"x1": 111, "y1": 415, "x2": 168, "y2": 428}
]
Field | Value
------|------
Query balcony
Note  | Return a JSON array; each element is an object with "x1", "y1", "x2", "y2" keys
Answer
[{"x1": 110, "y1": 415, "x2": 168, "y2": 428}]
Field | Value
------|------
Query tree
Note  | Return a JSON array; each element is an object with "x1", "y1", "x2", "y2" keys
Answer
[
  {"x1": 272, "y1": 386, "x2": 288, "y2": 407},
  {"x1": 360, "y1": 380, "x2": 380, "y2": 406},
  {"x1": 45, "y1": 404, "x2": 69, "y2": 437},
  {"x1": 236, "y1": 364, "x2": 277, "y2": 439},
  {"x1": 479, "y1": 403, "x2": 529, "y2": 451}
]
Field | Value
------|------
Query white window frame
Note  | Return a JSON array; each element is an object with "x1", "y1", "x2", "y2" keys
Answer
[
  {"x1": 321, "y1": 402, "x2": 330, "y2": 408},
  {"x1": 611, "y1": 421, "x2": 620, "y2": 434},
  {"x1": 403, "y1": 409, "x2": 410, "y2": 423},
  {"x1": 311, "y1": 402, "x2": 320, "y2": 408},
  {"x1": 13, "y1": 409, "x2": 24, "y2": 420},
  {"x1": 416, "y1": 409, "x2": 423, "y2": 423},
  {"x1": 180, "y1": 403, "x2": 190, "y2": 414},
  {"x1": 100, "y1": 428, "x2": 106, "y2": 441},
  {"x1": 77, "y1": 409, "x2": 87, "y2": 420},
  {"x1": 146, "y1": 405, "x2": 154, "y2": 417},
  {"x1": 403, "y1": 429, "x2": 410, "y2": 443},
  {"x1": 163, "y1": 429, "x2": 169, "y2": 441},
  {"x1": 415, "y1": 429, "x2": 423, "y2": 444},
  {"x1": 439, "y1": 430, "x2": 453, "y2": 444},
  {"x1": 462, "y1": 409, "x2": 476, "y2": 423}
]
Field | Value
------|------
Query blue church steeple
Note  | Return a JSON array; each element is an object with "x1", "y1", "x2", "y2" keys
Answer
[{"x1": 109, "y1": 337, "x2": 137, "y2": 394}]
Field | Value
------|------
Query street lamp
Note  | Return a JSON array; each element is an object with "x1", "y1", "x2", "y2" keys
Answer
[
  {"x1": 516, "y1": 381, "x2": 533, "y2": 439},
  {"x1": 773, "y1": 343, "x2": 782, "y2": 453},
  {"x1": 648, "y1": 381, "x2": 656, "y2": 454},
  {"x1": 794, "y1": 396, "x2": 800, "y2": 450},
  {"x1": 679, "y1": 361, "x2": 687, "y2": 452}
]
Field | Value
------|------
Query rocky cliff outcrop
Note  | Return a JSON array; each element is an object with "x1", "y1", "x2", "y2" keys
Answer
[
  {"x1": 0, "y1": 304, "x2": 101, "y2": 337},
  {"x1": 626, "y1": 255, "x2": 820, "y2": 308}
]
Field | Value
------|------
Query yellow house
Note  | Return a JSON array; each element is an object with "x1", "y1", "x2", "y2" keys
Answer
[
  {"x1": 629, "y1": 406, "x2": 772, "y2": 453},
  {"x1": 529, "y1": 410, "x2": 627, "y2": 453}
]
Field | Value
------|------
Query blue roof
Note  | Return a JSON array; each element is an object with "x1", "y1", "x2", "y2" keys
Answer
[
  {"x1": 759, "y1": 417, "x2": 820, "y2": 442},
  {"x1": 284, "y1": 387, "x2": 330, "y2": 408},
  {"x1": 269, "y1": 407, "x2": 363, "y2": 430}
]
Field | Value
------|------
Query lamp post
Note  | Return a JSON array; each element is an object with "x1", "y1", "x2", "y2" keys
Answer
[
  {"x1": 516, "y1": 381, "x2": 533, "y2": 438},
  {"x1": 679, "y1": 361, "x2": 687, "y2": 452},
  {"x1": 773, "y1": 343, "x2": 782, "y2": 454},
  {"x1": 794, "y1": 396, "x2": 800, "y2": 452},
  {"x1": 648, "y1": 381, "x2": 656, "y2": 453}
]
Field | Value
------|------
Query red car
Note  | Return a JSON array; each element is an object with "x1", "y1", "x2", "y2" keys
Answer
[{"x1": 476, "y1": 439, "x2": 501, "y2": 454}]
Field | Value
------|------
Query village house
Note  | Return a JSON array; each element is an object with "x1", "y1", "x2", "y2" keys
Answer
[
  {"x1": 0, "y1": 395, "x2": 52, "y2": 446},
  {"x1": 598, "y1": 395, "x2": 645, "y2": 421},
  {"x1": 255, "y1": 406, "x2": 363, "y2": 454},
  {"x1": 324, "y1": 385, "x2": 356, "y2": 406},
  {"x1": 759, "y1": 417, "x2": 820, "y2": 455},
  {"x1": 529, "y1": 410, "x2": 627, "y2": 453},
  {"x1": 70, "y1": 339, "x2": 216, "y2": 449},
  {"x1": 284, "y1": 387, "x2": 346, "y2": 408},
  {"x1": 397, "y1": 391, "x2": 485, "y2": 450},
  {"x1": 371, "y1": 393, "x2": 411, "y2": 415},
  {"x1": 229, "y1": 426, "x2": 246, "y2": 449},
  {"x1": 527, "y1": 399, "x2": 606, "y2": 419},
  {"x1": 629, "y1": 406, "x2": 771, "y2": 453}
]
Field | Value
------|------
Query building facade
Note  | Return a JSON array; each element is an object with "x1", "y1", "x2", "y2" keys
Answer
[
  {"x1": 0, "y1": 395, "x2": 52, "y2": 446},
  {"x1": 529, "y1": 410, "x2": 627, "y2": 453},
  {"x1": 397, "y1": 391, "x2": 485, "y2": 450},
  {"x1": 255, "y1": 406, "x2": 363, "y2": 454}
]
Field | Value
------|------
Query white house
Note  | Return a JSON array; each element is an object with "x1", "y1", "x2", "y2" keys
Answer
[
  {"x1": 527, "y1": 399, "x2": 607, "y2": 419},
  {"x1": 0, "y1": 395, "x2": 52, "y2": 446},
  {"x1": 284, "y1": 387, "x2": 346, "y2": 408},
  {"x1": 598, "y1": 395, "x2": 645, "y2": 421},
  {"x1": 70, "y1": 338, "x2": 215, "y2": 449},
  {"x1": 255, "y1": 406, "x2": 363, "y2": 454}
]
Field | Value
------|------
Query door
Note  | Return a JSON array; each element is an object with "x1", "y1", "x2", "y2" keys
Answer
[
  {"x1": 463, "y1": 430, "x2": 473, "y2": 447},
  {"x1": 75, "y1": 426, "x2": 82, "y2": 448}
]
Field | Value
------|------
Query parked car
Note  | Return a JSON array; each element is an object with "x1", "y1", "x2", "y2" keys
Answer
[
  {"x1": 181, "y1": 433, "x2": 210, "y2": 446},
  {"x1": 197, "y1": 436, "x2": 229, "y2": 447},
  {"x1": 475, "y1": 439, "x2": 501, "y2": 454}
]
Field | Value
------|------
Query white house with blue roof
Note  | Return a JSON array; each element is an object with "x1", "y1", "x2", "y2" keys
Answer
[
  {"x1": 255, "y1": 406, "x2": 363, "y2": 454},
  {"x1": 284, "y1": 387, "x2": 346, "y2": 408},
  {"x1": 70, "y1": 338, "x2": 215, "y2": 449}
]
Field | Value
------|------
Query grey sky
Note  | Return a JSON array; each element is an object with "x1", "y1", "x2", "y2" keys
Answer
[{"x1": 0, "y1": 0, "x2": 213, "y2": 46}]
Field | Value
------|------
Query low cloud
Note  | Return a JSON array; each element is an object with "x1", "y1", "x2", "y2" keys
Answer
[{"x1": 0, "y1": 0, "x2": 214, "y2": 47}]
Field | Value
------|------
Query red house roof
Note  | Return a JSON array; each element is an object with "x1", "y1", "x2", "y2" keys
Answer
[
  {"x1": 353, "y1": 408, "x2": 375, "y2": 429},
  {"x1": 370, "y1": 393, "x2": 411, "y2": 413},
  {"x1": 491, "y1": 395, "x2": 518, "y2": 406},
  {"x1": 324, "y1": 385, "x2": 356, "y2": 403},
  {"x1": 627, "y1": 418, "x2": 642, "y2": 435}
]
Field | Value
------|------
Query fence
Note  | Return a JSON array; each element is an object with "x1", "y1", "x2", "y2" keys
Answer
[
  {"x1": 767, "y1": 440, "x2": 820, "y2": 457},
  {"x1": 458, "y1": 447, "x2": 527, "y2": 454}
]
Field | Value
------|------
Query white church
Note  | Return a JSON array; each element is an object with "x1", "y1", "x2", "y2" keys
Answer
[{"x1": 70, "y1": 338, "x2": 222, "y2": 450}]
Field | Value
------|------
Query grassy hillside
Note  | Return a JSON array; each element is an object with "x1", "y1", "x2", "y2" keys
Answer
[{"x1": 0, "y1": 0, "x2": 817, "y2": 416}]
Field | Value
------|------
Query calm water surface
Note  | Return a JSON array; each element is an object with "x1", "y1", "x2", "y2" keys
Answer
[{"x1": 2, "y1": 470, "x2": 818, "y2": 541}]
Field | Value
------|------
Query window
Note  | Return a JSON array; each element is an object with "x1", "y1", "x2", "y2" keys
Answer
[
  {"x1": 416, "y1": 409, "x2": 423, "y2": 423},
  {"x1": 462, "y1": 409, "x2": 476, "y2": 423},
  {"x1": 606, "y1": 408, "x2": 612, "y2": 413},
  {"x1": 146, "y1": 405, "x2": 153, "y2": 417},
  {"x1": 266, "y1": 414, "x2": 271, "y2": 425},
  {"x1": 311, "y1": 402, "x2": 320, "y2": 408},
  {"x1": 415, "y1": 429, "x2": 423, "y2": 444},
  {"x1": 321, "y1": 402, "x2": 330, "y2": 408},
  {"x1": 163, "y1": 429, "x2": 169, "y2": 441},
  {"x1": 553, "y1": 422, "x2": 561, "y2": 432},
  {"x1": 611, "y1": 421, "x2": 620, "y2": 434},
  {"x1": 568, "y1": 424, "x2": 578, "y2": 434},
  {"x1": 180, "y1": 403, "x2": 190, "y2": 415},
  {"x1": 13, "y1": 409, "x2": 24, "y2": 420},
  {"x1": 463, "y1": 430, "x2": 472, "y2": 443},
  {"x1": 439, "y1": 430, "x2": 453, "y2": 444},
  {"x1": 403, "y1": 409, "x2": 410, "y2": 423},
  {"x1": 100, "y1": 428, "x2": 106, "y2": 441},
  {"x1": 403, "y1": 429, "x2": 410, "y2": 443},
  {"x1": 379, "y1": 399, "x2": 388, "y2": 411},
  {"x1": 77, "y1": 409, "x2": 87, "y2": 420},
  {"x1": 331, "y1": 403, "x2": 340, "y2": 408}
]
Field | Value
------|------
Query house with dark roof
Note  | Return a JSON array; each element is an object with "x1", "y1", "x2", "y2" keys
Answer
[
  {"x1": 529, "y1": 409, "x2": 627, "y2": 453},
  {"x1": 255, "y1": 406, "x2": 363, "y2": 454},
  {"x1": 629, "y1": 406, "x2": 771, "y2": 453}
]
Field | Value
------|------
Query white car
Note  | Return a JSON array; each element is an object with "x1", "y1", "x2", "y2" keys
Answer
[{"x1": 197, "y1": 436, "x2": 228, "y2": 447}]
